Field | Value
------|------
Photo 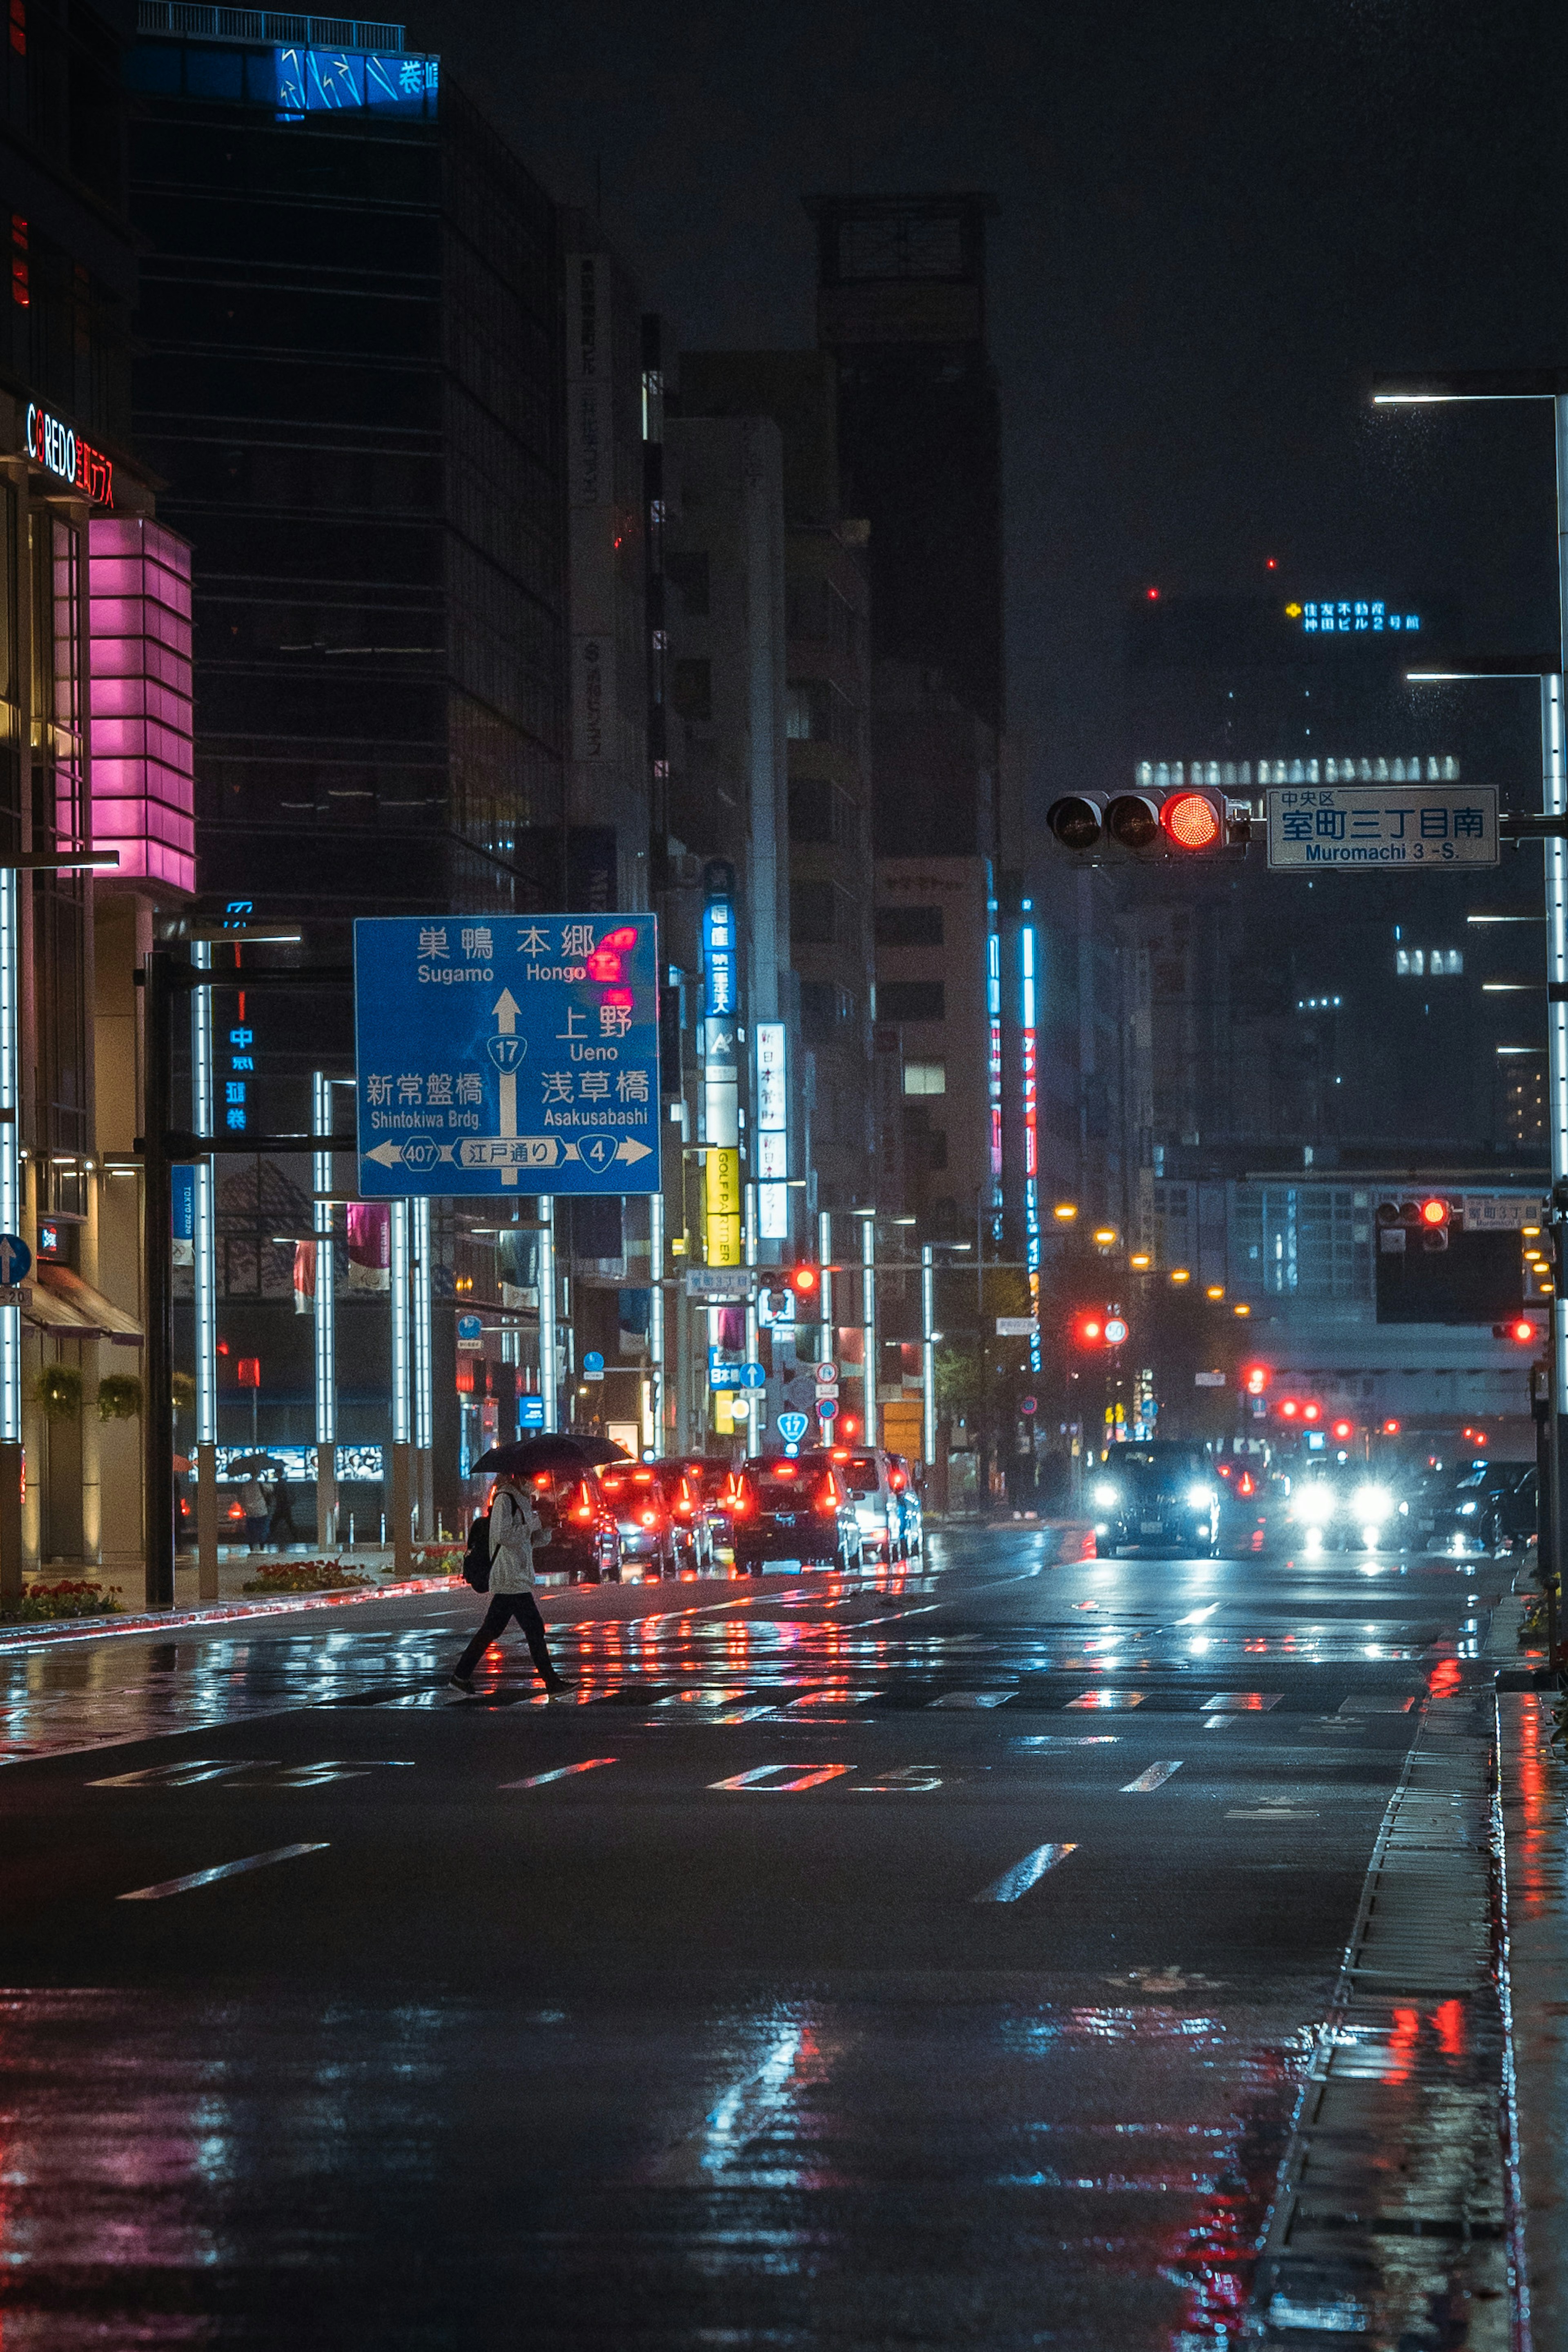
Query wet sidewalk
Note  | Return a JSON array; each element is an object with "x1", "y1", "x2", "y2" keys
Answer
[{"x1": 1497, "y1": 1690, "x2": 1568, "y2": 2351}]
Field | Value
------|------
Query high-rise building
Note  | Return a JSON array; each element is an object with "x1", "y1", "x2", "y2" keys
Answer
[
  {"x1": 799, "y1": 194, "x2": 1009, "y2": 1252},
  {"x1": 126, "y1": 9, "x2": 567, "y2": 930},
  {"x1": 2, "y1": 0, "x2": 195, "y2": 1591},
  {"x1": 678, "y1": 350, "x2": 874, "y2": 1215}
]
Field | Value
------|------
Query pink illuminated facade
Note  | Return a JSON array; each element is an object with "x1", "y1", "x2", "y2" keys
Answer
[{"x1": 88, "y1": 517, "x2": 195, "y2": 895}]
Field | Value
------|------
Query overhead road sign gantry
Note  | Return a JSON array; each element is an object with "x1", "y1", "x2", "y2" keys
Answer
[{"x1": 353, "y1": 915, "x2": 659, "y2": 1197}]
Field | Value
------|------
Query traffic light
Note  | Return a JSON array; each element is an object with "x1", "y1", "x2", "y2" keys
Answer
[
  {"x1": 1375, "y1": 1193, "x2": 1456, "y2": 1252},
  {"x1": 1493, "y1": 1317, "x2": 1538, "y2": 1343},
  {"x1": 1044, "y1": 785, "x2": 1247, "y2": 860},
  {"x1": 787, "y1": 1264, "x2": 820, "y2": 1298},
  {"x1": 1071, "y1": 1307, "x2": 1129, "y2": 1348},
  {"x1": 1331, "y1": 1417, "x2": 1354, "y2": 1441},
  {"x1": 1242, "y1": 1363, "x2": 1271, "y2": 1397}
]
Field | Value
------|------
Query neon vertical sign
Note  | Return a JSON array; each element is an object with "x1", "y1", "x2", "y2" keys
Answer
[{"x1": 1020, "y1": 915, "x2": 1041, "y2": 1373}]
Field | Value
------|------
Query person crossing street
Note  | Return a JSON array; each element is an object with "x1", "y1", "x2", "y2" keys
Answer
[{"x1": 450, "y1": 1474, "x2": 570, "y2": 1695}]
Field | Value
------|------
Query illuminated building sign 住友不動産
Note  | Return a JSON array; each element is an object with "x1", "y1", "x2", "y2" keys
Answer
[
  {"x1": 23, "y1": 403, "x2": 113, "y2": 506},
  {"x1": 1286, "y1": 599, "x2": 1419, "y2": 635}
]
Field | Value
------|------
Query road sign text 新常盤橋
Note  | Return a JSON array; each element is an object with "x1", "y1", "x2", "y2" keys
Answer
[{"x1": 352, "y1": 915, "x2": 659, "y2": 1197}]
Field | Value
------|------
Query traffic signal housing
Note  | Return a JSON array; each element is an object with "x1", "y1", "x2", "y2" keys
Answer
[
  {"x1": 1044, "y1": 784, "x2": 1250, "y2": 860},
  {"x1": 1494, "y1": 1317, "x2": 1539, "y2": 1344},
  {"x1": 787, "y1": 1264, "x2": 820, "y2": 1299}
]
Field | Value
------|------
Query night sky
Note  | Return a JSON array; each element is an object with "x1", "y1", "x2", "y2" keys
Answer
[{"x1": 411, "y1": 0, "x2": 1568, "y2": 826}]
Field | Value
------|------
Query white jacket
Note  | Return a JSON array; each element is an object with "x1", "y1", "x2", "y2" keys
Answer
[{"x1": 488, "y1": 1484, "x2": 550, "y2": 1593}]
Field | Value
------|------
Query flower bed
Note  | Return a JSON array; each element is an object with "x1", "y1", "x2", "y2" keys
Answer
[
  {"x1": 412, "y1": 1545, "x2": 463, "y2": 1578},
  {"x1": 7, "y1": 1578, "x2": 122, "y2": 1621},
  {"x1": 240, "y1": 1561, "x2": 375, "y2": 1595}
]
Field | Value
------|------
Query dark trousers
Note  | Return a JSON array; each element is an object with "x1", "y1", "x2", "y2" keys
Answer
[{"x1": 456, "y1": 1590, "x2": 557, "y2": 1683}]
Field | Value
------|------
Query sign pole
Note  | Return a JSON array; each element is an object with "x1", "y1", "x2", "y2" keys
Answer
[
  {"x1": 142, "y1": 945, "x2": 175, "y2": 1608},
  {"x1": 921, "y1": 1243, "x2": 937, "y2": 1468},
  {"x1": 861, "y1": 1212, "x2": 877, "y2": 1449},
  {"x1": 312, "y1": 1070, "x2": 338, "y2": 1554},
  {"x1": 539, "y1": 1197, "x2": 557, "y2": 1432},
  {"x1": 192, "y1": 942, "x2": 219, "y2": 1598}
]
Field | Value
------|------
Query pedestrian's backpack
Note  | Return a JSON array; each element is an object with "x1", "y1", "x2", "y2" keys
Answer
[{"x1": 462, "y1": 1509, "x2": 491, "y2": 1592}]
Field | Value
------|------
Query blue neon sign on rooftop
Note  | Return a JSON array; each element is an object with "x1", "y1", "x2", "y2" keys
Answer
[{"x1": 274, "y1": 44, "x2": 437, "y2": 116}]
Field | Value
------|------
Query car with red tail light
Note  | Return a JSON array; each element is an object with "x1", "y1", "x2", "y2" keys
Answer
[
  {"x1": 727, "y1": 1455, "x2": 861, "y2": 1573},
  {"x1": 652, "y1": 1460, "x2": 718, "y2": 1570},
  {"x1": 596, "y1": 1461, "x2": 679, "y2": 1577},
  {"x1": 521, "y1": 1466, "x2": 622, "y2": 1584}
]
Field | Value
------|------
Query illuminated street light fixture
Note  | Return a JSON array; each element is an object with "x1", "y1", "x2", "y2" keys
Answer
[
  {"x1": 1375, "y1": 365, "x2": 1568, "y2": 1644},
  {"x1": 1052, "y1": 1202, "x2": 1078, "y2": 1223},
  {"x1": 1205, "y1": 1284, "x2": 1224, "y2": 1299},
  {"x1": 1170, "y1": 1268, "x2": 1191, "y2": 1285},
  {"x1": 1233, "y1": 1303, "x2": 1252, "y2": 1317},
  {"x1": 1129, "y1": 1251, "x2": 1152, "y2": 1270},
  {"x1": 1092, "y1": 1226, "x2": 1118, "y2": 1247}
]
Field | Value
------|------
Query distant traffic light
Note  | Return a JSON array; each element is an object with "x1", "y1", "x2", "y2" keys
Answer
[
  {"x1": 1418, "y1": 1197, "x2": 1449, "y2": 1229},
  {"x1": 1073, "y1": 1311, "x2": 1105, "y2": 1345},
  {"x1": 1331, "y1": 1418, "x2": 1354, "y2": 1441},
  {"x1": 1242, "y1": 1363, "x2": 1271, "y2": 1397},
  {"x1": 1493, "y1": 1317, "x2": 1538, "y2": 1343},
  {"x1": 788, "y1": 1265, "x2": 819, "y2": 1297},
  {"x1": 1044, "y1": 785, "x2": 1246, "y2": 860},
  {"x1": 1071, "y1": 1307, "x2": 1128, "y2": 1347}
]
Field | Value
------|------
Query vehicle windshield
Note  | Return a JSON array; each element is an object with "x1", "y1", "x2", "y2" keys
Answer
[
  {"x1": 803, "y1": 1451, "x2": 878, "y2": 1492},
  {"x1": 1108, "y1": 1450, "x2": 1209, "y2": 1482},
  {"x1": 755, "y1": 1471, "x2": 815, "y2": 1506}
]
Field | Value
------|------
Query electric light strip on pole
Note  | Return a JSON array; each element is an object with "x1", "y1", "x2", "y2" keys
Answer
[
  {"x1": 921, "y1": 1243, "x2": 937, "y2": 1466},
  {"x1": 0, "y1": 866, "x2": 20, "y2": 1611},
  {"x1": 312, "y1": 1071, "x2": 336, "y2": 1550},
  {"x1": 412, "y1": 1195, "x2": 432, "y2": 1529},
  {"x1": 191, "y1": 942, "x2": 219, "y2": 1597},
  {"x1": 860, "y1": 1211, "x2": 877, "y2": 1449},
  {"x1": 649, "y1": 1190, "x2": 665, "y2": 1452},
  {"x1": 538, "y1": 1196, "x2": 557, "y2": 1432}
]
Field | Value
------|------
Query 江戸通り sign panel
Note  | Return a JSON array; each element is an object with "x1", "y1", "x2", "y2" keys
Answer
[
  {"x1": 1266, "y1": 785, "x2": 1497, "y2": 869},
  {"x1": 353, "y1": 916, "x2": 659, "y2": 1196}
]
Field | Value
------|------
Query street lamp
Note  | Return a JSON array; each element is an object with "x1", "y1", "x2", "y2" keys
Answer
[{"x1": 1374, "y1": 367, "x2": 1568, "y2": 1647}]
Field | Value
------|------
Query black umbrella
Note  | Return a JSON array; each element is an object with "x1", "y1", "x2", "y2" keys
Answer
[
  {"x1": 227, "y1": 1452, "x2": 285, "y2": 1475},
  {"x1": 568, "y1": 1435, "x2": 637, "y2": 1466},
  {"x1": 471, "y1": 1435, "x2": 609, "y2": 1479}
]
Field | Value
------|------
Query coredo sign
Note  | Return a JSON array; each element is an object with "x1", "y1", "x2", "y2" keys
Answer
[{"x1": 23, "y1": 401, "x2": 114, "y2": 506}]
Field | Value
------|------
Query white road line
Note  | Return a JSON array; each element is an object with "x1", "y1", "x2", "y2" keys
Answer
[
  {"x1": 89, "y1": 1758, "x2": 279, "y2": 1788},
  {"x1": 1177, "y1": 1604, "x2": 1221, "y2": 1625},
  {"x1": 973, "y1": 1842, "x2": 1078, "y2": 1902},
  {"x1": 708, "y1": 1763, "x2": 854, "y2": 1793},
  {"x1": 118, "y1": 1842, "x2": 329, "y2": 1902},
  {"x1": 499, "y1": 1758, "x2": 617, "y2": 1790},
  {"x1": 927, "y1": 1691, "x2": 1013, "y2": 1708},
  {"x1": 1120, "y1": 1761, "x2": 1183, "y2": 1793}
]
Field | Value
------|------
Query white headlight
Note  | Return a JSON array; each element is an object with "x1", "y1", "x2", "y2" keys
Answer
[
  {"x1": 1459, "y1": 1501, "x2": 1477, "y2": 1516},
  {"x1": 1294, "y1": 1485, "x2": 1336, "y2": 1524},
  {"x1": 1093, "y1": 1481, "x2": 1119, "y2": 1508},
  {"x1": 1187, "y1": 1483, "x2": 1215, "y2": 1510},
  {"x1": 1352, "y1": 1484, "x2": 1391, "y2": 1522}
]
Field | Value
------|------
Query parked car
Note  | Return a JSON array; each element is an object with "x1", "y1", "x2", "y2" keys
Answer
[
  {"x1": 1089, "y1": 1444, "x2": 1219, "y2": 1556},
  {"x1": 1424, "y1": 1460, "x2": 1537, "y2": 1555},
  {"x1": 524, "y1": 1466, "x2": 622, "y2": 1584},
  {"x1": 799, "y1": 1446, "x2": 902, "y2": 1562},
  {"x1": 597, "y1": 1461, "x2": 679, "y2": 1577},
  {"x1": 886, "y1": 1455, "x2": 924, "y2": 1559},
  {"x1": 651, "y1": 1459, "x2": 717, "y2": 1570},
  {"x1": 728, "y1": 1455, "x2": 860, "y2": 1573}
]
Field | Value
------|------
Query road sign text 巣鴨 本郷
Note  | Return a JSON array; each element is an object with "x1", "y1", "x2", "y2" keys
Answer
[
  {"x1": 1265, "y1": 785, "x2": 1497, "y2": 870},
  {"x1": 353, "y1": 915, "x2": 659, "y2": 1197}
]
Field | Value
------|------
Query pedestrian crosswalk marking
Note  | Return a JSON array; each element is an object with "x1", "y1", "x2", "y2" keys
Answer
[
  {"x1": 499, "y1": 1758, "x2": 618, "y2": 1789},
  {"x1": 1120, "y1": 1761, "x2": 1183, "y2": 1793},
  {"x1": 973, "y1": 1842, "x2": 1078, "y2": 1902},
  {"x1": 118, "y1": 1842, "x2": 330, "y2": 1902},
  {"x1": 708, "y1": 1763, "x2": 854, "y2": 1793}
]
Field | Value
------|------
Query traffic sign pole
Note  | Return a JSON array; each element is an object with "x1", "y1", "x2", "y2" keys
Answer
[{"x1": 0, "y1": 866, "x2": 20, "y2": 1615}]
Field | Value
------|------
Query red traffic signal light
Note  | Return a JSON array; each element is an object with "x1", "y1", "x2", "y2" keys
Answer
[
  {"x1": 1418, "y1": 1197, "x2": 1450, "y2": 1229},
  {"x1": 1301, "y1": 1402, "x2": 1322, "y2": 1423},
  {"x1": 1242, "y1": 1363, "x2": 1271, "y2": 1396},
  {"x1": 1074, "y1": 1311, "x2": 1104, "y2": 1345},
  {"x1": 1331, "y1": 1418, "x2": 1354, "y2": 1441},
  {"x1": 1160, "y1": 789, "x2": 1223, "y2": 851},
  {"x1": 1494, "y1": 1317, "x2": 1537, "y2": 1343},
  {"x1": 1278, "y1": 1398, "x2": 1298, "y2": 1419},
  {"x1": 236, "y1": 1356, "x2": 260, "y2": 1388},
  {"x1": 788, "y1": 1265, "x2": 819, "y2": 1296}
]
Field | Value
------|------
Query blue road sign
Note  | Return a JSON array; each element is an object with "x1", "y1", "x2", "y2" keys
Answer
[
  {"x1": 457, "y1": 1313, "x2": 482, "y2": 1345},
  {"x1": 0, "y1": 1232, "x2": 31, "y2": 1287},
  {"x1": 582, "y1": 1350, "x2": 605, "y2": 1375},
  {"x1": 353, "y1": 914, "x2": 659, "y2": 1197},
  {"x1": 740, "y1": 1361, "x2": 766, "y2": 1389},
  {"x1": 816, "y1": 1396, "x2": 838, "y2": 1421},
  {"x1": 517, "y1": 1395, "x2": 545, "y2": 1430},
  {"x1": 777, "y1": 1411, "x2": 809, "y2": 1444}
]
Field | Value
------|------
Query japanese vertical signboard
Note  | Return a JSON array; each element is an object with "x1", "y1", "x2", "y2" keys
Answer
[
  {"x1": 1265, "y1": 785, "x2": 1497, "y2": 869},
  {"x1": 353, "y1": 915, "x2": 659, "y2": 1196},
  {"x1": 701, "y1": 866, "x2": 742, "y2": 1266}
]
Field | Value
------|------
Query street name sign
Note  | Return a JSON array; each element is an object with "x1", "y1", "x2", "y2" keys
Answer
[
  {"x1": 686, "y1": 1268, "x2": 754, "y2": 1301},
  {"x1": 1265, "y1": 784, "x2": 1497, "y2": 870},
  {"x1": 353, "y1": 914, "x2": 659, "y2": 1196}
]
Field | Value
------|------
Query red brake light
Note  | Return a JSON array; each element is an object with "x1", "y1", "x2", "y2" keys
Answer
[
  {"x1": 532, "y1": 1472, "x2": 551, "y2": 1489},
  {"x1": 771, "y1": 1460, "x2": 797, "y2": 1478},
  {"x1": 1238, "y1": 1472, "x2": 1255, "y2": 1496},
  {"x1": 816, "y1": 1471, "x2": 843, "y2": 1513},
  {"x1": 639, "y1": 1509, "x2": 657, "y2": 1527}
]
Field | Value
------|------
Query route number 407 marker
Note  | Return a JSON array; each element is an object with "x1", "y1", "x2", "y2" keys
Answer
[{"x1": 353, "y1": 915, "x2": 660, "y2": 1198}]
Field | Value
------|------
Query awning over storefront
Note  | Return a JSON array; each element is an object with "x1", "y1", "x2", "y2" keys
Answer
[{"x1": 22, "y1": 1265, "x2": 143, "y2": 1344}]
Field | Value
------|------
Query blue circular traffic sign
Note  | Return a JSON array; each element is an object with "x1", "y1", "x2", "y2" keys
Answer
[
  {"x1": 741, "y1": 1361, "x2": 766, "y2": 1389},
  {"x1": 457, "y1": 1312, "x2": 482, "y2": 1342},
  {"x1": 0, "y1": 1233, "x2": 30, "y2": 1287},
  {"x1": 582, "y1": 1350, "x2": 605, "y2": 1375},
  {"x1": 816, "y1": 1396, "x2": 838, "y2": 1421}
]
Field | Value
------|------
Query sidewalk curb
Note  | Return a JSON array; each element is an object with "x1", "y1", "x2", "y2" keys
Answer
[
  {"x1": 0, "y1": 1574, "x2": 465, "y2": 1652},
  {"x1": 1496, "y1": 1688, "x2": 1568, "y2": 2352}
]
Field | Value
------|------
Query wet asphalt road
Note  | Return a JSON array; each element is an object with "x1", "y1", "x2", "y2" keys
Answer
[{"x1": 0, "y1": 1522, "x2": 1511, "y2": 2349}]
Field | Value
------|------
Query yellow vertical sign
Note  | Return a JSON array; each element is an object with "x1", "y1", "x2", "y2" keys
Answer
[{"x1": 704, "y1": 1145, "x2": 742, "y2": 1267}]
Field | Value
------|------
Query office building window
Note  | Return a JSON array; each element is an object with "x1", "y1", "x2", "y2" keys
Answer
[
  {"x1": 875, "y1": 905, "x2": 943, "y2": 946},
  {"x1": 879, "y1": 980, "x2": 945, "y2": 1022},
  {"x1": 671, "y1": 659, "x2": 711, "y2": 722},
  {"x1": 665, "y1": 551, "x2": 709, "y2": 616},
  {"x1": 903, "y1": 1060, "x2": 946, "y2": 1096},
  {"x1": 791, "y1": 880, "x2": 840, "y2": 945}
]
